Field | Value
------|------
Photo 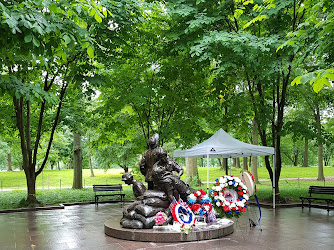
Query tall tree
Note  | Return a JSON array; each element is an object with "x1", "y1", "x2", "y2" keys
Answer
[
  {"x1": 0, "y1": 0, "x2": 138, "y2": 205},
  {"x1": 72, "y1": 132, "x2": 82, "y2": 189},
  {"x1": 297, "y1": 86, "x2": 334, "y2": 179},
  {"x1": 98, "y1": 3, "x2": 210, "y2": 151},
  {"x1": 166, "y1": 0, "x2": 315, "y2": 201}
]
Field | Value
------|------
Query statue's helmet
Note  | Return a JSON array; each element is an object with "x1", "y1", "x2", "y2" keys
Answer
[
  {"x1": 148, "y1": 134, "x2": 159, "y2": 148},
  {"x1": 121, "y1": 172, "x2": 133, "y2": 181}
]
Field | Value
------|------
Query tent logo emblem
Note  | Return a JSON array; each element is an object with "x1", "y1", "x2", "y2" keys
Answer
[{"x1": 210, "y1": 148, "x2": 216, "y2": 152}]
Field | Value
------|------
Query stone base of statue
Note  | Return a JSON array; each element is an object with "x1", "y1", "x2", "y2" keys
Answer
[{"x1": 105, "y1": 216, "x2": 234, "y2": 242}]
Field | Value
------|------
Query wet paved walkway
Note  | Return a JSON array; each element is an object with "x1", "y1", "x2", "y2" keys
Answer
[{"x1": 0, "y1": 202, "x2": 333, "y2": 250}]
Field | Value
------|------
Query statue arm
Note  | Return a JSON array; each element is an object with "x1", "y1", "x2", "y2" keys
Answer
[
  {"x1": 139, "y1": 157, "x2": 146, "y2": 175},
  {"x1": 167, "y1": 157, "x2": 183, "y2": 177},
  {"x1": 178, "y1": 167, "x2": 184, "y2": 177}
]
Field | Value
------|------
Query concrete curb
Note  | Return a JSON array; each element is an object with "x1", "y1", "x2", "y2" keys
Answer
[{"x1": 0, "y1": 200, "x2": 133, "y2": 214}]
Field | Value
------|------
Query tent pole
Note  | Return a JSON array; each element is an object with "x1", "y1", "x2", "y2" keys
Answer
[
  {"x1": 207, "y1": 154, "x2": 209, "y2": 192},
  {"x1": 273, "y1": 154, "x2": 276, "y2": 209}
]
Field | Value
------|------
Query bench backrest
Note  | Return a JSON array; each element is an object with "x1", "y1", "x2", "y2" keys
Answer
[
  {"x1": 93, "y1": 184, "x2": 123, "y2": 192},
  {"x1": 309, "y1": 186, "x2": 334, "y2": 196}
]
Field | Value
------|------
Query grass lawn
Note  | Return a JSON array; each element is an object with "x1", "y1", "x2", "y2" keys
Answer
[
  {"x1": 0, "y1": 186, "x2": 136, "y2": 210},
  {"x1": 0, "y1": 166, "x2": 333, "y2": 210},
  {"x1": 0, "y1": 169, "x2": 132, "y2": 190},
  {"x1": 195, "y1": 166, "x2": 334, "y2": 181}
]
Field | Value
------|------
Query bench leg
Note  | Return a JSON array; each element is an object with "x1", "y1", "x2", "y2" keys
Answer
[{"x1": 301, "y1": 199, "x2": 304, "y2": 209}]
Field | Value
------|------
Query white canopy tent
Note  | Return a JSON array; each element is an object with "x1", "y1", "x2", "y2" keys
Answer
[{"x1": 173, "y1": 128, "x2": 276, "y2": 208}]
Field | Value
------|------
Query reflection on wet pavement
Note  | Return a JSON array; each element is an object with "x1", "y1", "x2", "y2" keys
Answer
[{"x1": 0, "y1": 202, "x2": 333, "y2": 249}]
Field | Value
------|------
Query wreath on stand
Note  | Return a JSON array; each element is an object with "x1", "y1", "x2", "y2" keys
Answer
[
  {"x1": 170, "y1": 200, "x2": 196, "y2": 234},
  {"x1": 210, "y1": 175, "x2": 249, "y2": 218}
]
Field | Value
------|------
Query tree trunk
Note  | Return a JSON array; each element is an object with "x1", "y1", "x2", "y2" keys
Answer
[
  {"x1": 119, "y1": 165, "x2": 129, "y2": 173},
  {"x1": 26, "y1": 168, "x2": 38, "y2": 205},
  {"x1": 243, "y1": 157, "x2": 248, "y2": 170},
  {"x1": 72, "y1": 132, "x2": 83, "y2": 189},
  {"x1": 236, "y1": 158, "x2": 241, "y2": 169},
  {"x1": 222, "y1": 158, "x2": 227, "y2": 172},
  {"x1": 275, "y1": 131, "x2": 283, "y2": 202},
  {"x1": 186, "y1": 157, "x2": 200, "y2": 185},
  {"x1": 218, "y1": 158, "x2": 223, "y2": 170},
  {"x1": 23, "y1": 149, "x2": 39, "y2": 206},
  {"x1": 318, "y1": 143, "x2": 324, "y2": 180},
  {"x1": 242, "y1": 158, "x2": 247, "y2": 171},
  {"x1": 233, "y1": 158, "x2": 236, "y2": 168},
  {"x1": 68, "y1": 159, "x2": 72, "y2": 169},
  {"x1": 7, "y1": 152, "x2": 13, "y2": 171},
  {"x1": 14, "y1": 97, "x2": 39, "y2": 206},
  {"x1": 57, "y1": 161, "x2": 60, "y2": 170},
  {"x1": 315, "y1": 106, "x2": 324, "y2": 181},
  {"x1": 251, "y1": 118, "x2": 259, "y2": 183},
  {"x1": 303, "y1": 138, "x2": 308, "y2": 167},
  {"x1": 293, "y1": 151, "x2": 298, "y2": 166},
  {"x1": 88, "y1": 140, "x2": 94, "y2": 177}
]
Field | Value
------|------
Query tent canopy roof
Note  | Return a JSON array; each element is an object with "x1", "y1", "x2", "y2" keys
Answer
[{"x1": 173, "y1": 128, "x2": 274, "y2": 158}]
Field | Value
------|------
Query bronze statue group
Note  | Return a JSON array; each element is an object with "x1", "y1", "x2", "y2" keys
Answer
[{"x1": 121, "y1": 134, "x2": 192, "y2": 229}]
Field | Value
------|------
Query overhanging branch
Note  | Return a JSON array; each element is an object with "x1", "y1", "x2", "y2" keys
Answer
[{"x1": 36, "y1": 83, "x2": 68, "y2": 177}]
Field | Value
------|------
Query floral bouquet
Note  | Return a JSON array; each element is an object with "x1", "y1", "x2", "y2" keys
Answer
[
  {"x1": 210, "y1": 175, "x2": 249, "y2": 218},
  {"x1": 188, "y1": 189, "x2": 213, "y2": 217},
  {"x1": 154, "y1": 211, "x2": 168, "y2": 226}
]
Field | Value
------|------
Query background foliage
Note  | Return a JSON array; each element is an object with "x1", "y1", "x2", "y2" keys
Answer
[{"x1": 0, "y1": 0, "x2": 333, "y2": 205}]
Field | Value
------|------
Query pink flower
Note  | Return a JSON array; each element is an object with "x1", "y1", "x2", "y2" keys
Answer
[{"x1": 155, "y1": 211, "x2": 167, "y2": 226}]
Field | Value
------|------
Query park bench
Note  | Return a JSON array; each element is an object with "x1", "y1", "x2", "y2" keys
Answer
[
  {"x1": 93, "y1": 184, "x2": 125, "y2": 205},
  {"x1": 300, "y1": 186, "x2": 334, "y2": 212}
]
